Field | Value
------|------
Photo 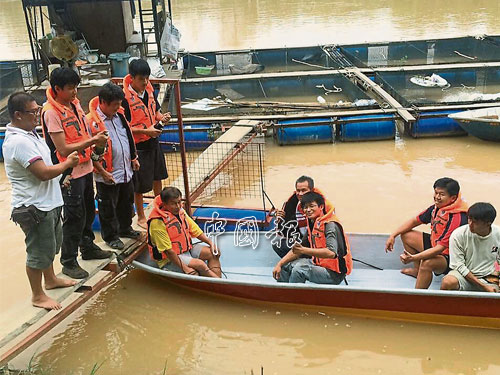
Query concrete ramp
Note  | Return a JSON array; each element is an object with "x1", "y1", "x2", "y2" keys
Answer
[{"x1": 172, "y1": 120, "x2": 261, "y2": 198}]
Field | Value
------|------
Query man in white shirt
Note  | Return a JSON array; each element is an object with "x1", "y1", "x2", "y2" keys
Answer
[
  {"x1": 3, "y1": 92, "x2": 79, "y2": 310},
  {"x1": 441, "y1": 202, "x2": 500, "y2": 293}
]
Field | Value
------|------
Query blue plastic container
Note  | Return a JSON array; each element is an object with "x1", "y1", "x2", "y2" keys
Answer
[
  {"x1": 193, "y1": 207, "x2": 269, "y2": 231},
  {"x1": 108, "y1": 52, "x2": 130, "y2": 77},
  {"x1": 410, "y1": 110, "x2": 466, "y2": 138},
  {"x1": 338, "y1": 114, "x2": 395, "y2": 141},
  {"x1": 159, "y1": 123, "x2": 215, "y2": 151},
  {"x1": 275, "y1": 118, "x2": 334, "y2": 145}
]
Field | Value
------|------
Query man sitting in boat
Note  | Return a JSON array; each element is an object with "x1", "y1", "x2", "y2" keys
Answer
[
  {"x1": 273, "y1": 176, "x2": 334, "y2": 258},
  {"x1": 272, "y1": 192, "x2": 352, "y2": 284},
  {"x1": 441, "y1": 202, "x2": 500, "y2": 293},
  {"x1": 385, "y1": 177, "x2": 468, "y2": 289},
  {"x1": 147, "y1": 187, "x2": 222, "y2": 278}
]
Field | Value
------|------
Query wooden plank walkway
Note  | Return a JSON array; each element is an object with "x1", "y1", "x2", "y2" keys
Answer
[
  {"x1": 0, "y1": 233, "x2": 146, "y2": 365},
  {"x1": 346, "y1": 67, "x2": 416, "y2": 123}
]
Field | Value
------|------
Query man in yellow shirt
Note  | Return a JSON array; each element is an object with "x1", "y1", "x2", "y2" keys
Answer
[{"x1": 147, "y1": 187, "x2": 222, "y2": 277}]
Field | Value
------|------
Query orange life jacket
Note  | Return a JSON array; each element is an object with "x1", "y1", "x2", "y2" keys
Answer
[
  {"x1": 86, "y1": 96, "x2": 136, "y2": 172},
  {"x1": 41, "y1": 87, "x2": 91, "y2": 164},
  {"x1": 147, "y1": 195, "x2": 193, "y2": 261},
  {"x1": 307, "y1": 207, "x2": 353, "y2": 275},
  {"x1": 429, "y1": 194, "x2": 468, "y2": 254},
  {"x1": 281, "y1": 187, "x2": 335, "y2": 235},
  {"x1": 123, "y1": 74, "x2": 161, "y2": 144}
]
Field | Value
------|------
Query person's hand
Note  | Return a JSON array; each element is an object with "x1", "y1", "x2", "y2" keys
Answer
[
  {"x1": 400, "y1": 250, "x2": 414, "y2": 264},
  {"x1": 292, "y1": 242, "x2": 304, "y2": 255},
  {"x1": 93, "y1": 131, "x2": 108, "y2": 147},
  {"x1": 62, "y1": 175, "x2": 72, "y2": 189},
  {"x1": 275, "y1": 209, "x2": 285, "y2": 219},
  {"x1": 102, "y1": 170, "x2": 115, "y2": 185},
  {"x1": 210, "y1": 242, "x2": 220, "y2": 257},
  {"x1": 144, "y1": 126, "x2": 162, "y2": 138},
  {"x1": 482, "y1": 283, "x2": 498, "y2": 293},
  {"x1": 132, "y1": 159, "x2": 140, "y2": 171},
  {"x1": 66, "y1": 151, "x2": 79, "y2": 168},
  {"x1": 385, "y1": 235, "x2": 395, "y2": 253},
  {"x1": 272, "y1": 264, "x2": 282, "y2": 280},
  {"x1": 161, "y1": 112, "x2": 171, "y2": 124}
]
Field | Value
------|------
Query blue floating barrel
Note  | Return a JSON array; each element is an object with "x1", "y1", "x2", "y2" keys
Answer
[
  {"x1": 159, "y1": 123, "x2": 215, "y2": 151},
  {"x1": 193, "y1": 206, "x2": 269, "y2": 231},
  {"x1": 338, "y1": 114, "x2": 395, "y2": 141},
  {"x1": 410, "y1": 110, "x2": 466, "y2": 137},
  {"x1": 274, "y1": 118, "x2": 334, "y2": 145}
]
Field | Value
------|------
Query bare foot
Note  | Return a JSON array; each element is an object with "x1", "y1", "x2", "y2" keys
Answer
[
  {"x1": 137, "y1": 218, "x2": 147, "y2": 229},
  {"x1": 32, "y1": 294, "x2": 62, "y2": 310},
  {"x1": 401, "y1": 268, "x2": 419, "y2": 278},
  {"x1": 45, "y1": 277, "x2": 78, "y2": 290}
]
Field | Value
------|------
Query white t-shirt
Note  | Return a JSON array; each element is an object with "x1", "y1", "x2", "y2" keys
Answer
[
  {"x1": 449, "y1": 224, "x2": 500, "y2": 278},
  {"x1": 3, "y1": 124, "x2": 64, "y2": 211}
]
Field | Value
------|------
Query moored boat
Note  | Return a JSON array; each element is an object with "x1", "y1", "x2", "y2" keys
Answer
[
  {"x1": 448, "y1": 107, "x2": 500, "y2": 141},
  {"x1": 132, "y1": 207, "x2": 500, "y2": 329}
]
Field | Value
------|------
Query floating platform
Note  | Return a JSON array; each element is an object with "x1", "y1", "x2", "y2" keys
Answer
[{"x1": 180, "y1": 35, "x2": 500, "y2": 78}]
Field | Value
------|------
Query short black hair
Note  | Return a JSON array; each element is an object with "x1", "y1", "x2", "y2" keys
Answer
[
  {"x1": 129, "y1": 59, "x2": 151, "y2": 77},
  {"x1": 433, "y1": 177, "x2": 460, "y2": 196},
  {"x1": 98, "y1": 82, "x2": 125, "y2": 104},
  {"x1": 160, "y1": 186, "x2": 182, "y2": 203},
  {"x1": 301, "y1": 192, "x2": 325, "y2": 208},
  {"x1": 468, "y1": 202, "x2": 496, "y2": 223},
  {"x1": 7, "y1": 92, "x2": 37, "y2": 119},
  {"x1": 296, "y1": 175, "x2": 314, "y2": 190},
  {"x1": 50, "y1": 67, "x2": 81, "y2": 92}
]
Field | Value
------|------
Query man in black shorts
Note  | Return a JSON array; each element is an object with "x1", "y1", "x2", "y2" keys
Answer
[
  {"x1": 122, "y1": 59, "x2": 170, "y2": 228},
  {"x1": 385, "y1": 178, "x2": 468, "y2": 289}
]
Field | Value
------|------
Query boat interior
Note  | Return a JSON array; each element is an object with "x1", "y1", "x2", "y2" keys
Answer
[{"x1": 134, "y1": 232, "x2": 445, "y2": 290}]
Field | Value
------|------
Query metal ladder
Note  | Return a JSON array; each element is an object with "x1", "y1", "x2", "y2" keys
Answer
[{"x1": 137, "y1": 0, "x2": 167, "y2": 60}]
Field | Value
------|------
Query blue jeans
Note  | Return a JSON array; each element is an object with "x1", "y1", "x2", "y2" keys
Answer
[{"x1": 278, "y1": 258, "x2": 345, "y2": 284}]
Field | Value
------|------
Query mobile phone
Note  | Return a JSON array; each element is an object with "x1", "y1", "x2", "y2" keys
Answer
[{"x1": 154, "y1": 122, "x2": 163, "y2": 130}]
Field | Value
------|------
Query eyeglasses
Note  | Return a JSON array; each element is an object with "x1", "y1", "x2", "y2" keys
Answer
[{"x1": 22, "y1": 107, "x2": 41, "y2": 116}]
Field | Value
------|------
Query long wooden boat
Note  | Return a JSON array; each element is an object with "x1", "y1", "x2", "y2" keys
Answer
[
  {"x1": 448, "y1": 107, "x2": 500, "y2": 141},
  {"x1": 132, "y1": 216, "x2": 500, "y2": 329}
]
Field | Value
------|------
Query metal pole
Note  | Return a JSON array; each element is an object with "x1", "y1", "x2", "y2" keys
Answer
[
  {"x1": 152, "y1": 0, "x2": 162, "y2": 61},
  {"x1": 174, "y1": 82, "x2": 191, "y2": 215},
  {"x1": 167, "y1": 0, "x2": 173, "y2": 22},
  {"x1": 22, "y1": 0, "x2": 40, "y2": 84}
]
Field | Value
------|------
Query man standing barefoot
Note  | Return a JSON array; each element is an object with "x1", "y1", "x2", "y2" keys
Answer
[{"x1": 3, "y1": 92, "x2": 79, "y2": 309}]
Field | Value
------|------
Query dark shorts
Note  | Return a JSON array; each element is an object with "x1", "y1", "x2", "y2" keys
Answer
[
  {"x1": 422, "y1": 233, "x2": 450, "y2": 276},
  {"x1": 133, "y1": 138, "x2": 168, "y2": 194}
]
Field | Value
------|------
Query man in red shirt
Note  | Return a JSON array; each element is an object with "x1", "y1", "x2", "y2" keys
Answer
[{"x1": 385, "y1": 177, "x2": 468, "y2": 289}]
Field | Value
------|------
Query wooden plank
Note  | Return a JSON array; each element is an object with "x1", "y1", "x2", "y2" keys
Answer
[
  {"x1": 171, "y1": 108, "x2": 397, "y2": 123},
  {"x1": 0, "y1": 235, "x2": 145, "y2": 354},
  {"x1": 346, "y1": 67, "x2": 416, "y2": 123}
]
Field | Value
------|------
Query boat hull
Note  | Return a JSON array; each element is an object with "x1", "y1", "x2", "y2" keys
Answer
[
  {"x1": 449, "y1": 107, "x2": 500, "y2": 141},
  {"x1": 166, "y1": 275, "x2": 500, "y2": 329},
  {"x1": 132, "y1": 228, "x2": 500, "y2": 329}
]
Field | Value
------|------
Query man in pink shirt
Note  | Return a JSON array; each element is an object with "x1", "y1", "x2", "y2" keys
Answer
[{"x1": 42, "y1": 68, "x2": 112, "y2": 279}]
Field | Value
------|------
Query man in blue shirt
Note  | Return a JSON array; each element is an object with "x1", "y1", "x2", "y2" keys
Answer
[{"x1": 87, "y1": 83, "x2": 141, "y2": 249}]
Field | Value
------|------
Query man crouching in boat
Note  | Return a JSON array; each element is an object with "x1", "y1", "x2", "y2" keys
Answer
[
  {"x1": 147, "y1": 187, "x2": 222, "y2": 277},
  {"x1": 272, "y1": 192, "x2": 353, "y2": 284},
  {"x1": 441, "y1": 202, "x2": 500, "y2": 293},
  {"x1": 273, "y1": 176, "x2": 334, "y2": 258},
  {"x1": 385, "y1": 177, "x2": 468, "y2": 289}
]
